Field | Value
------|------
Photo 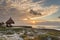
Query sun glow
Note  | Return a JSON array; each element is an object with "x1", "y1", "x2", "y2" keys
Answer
[
  {"x1": 23, "y1": 18, "x2": 37, "y2": 24},
  {"x1": 31, "y1": 20, "x2": 36, "y2": 24}
]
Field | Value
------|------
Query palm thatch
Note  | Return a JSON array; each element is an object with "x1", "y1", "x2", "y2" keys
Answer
[{"x1": 6, "y1": 17, "x2": 15, "y2": 24}]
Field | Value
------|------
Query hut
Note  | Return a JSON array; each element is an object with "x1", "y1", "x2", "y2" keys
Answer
[{"x1": 6, "y1": 17, "x2": 15, "y2": 27}]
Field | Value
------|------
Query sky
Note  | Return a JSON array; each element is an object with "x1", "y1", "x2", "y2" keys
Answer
[{"x1": 0, "y1": 0, "x2": 60, "y2": 27}]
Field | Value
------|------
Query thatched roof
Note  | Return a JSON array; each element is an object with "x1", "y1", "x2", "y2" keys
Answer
[{"x1": 6, "y1": 17, "x2": 15, "y2": 24}]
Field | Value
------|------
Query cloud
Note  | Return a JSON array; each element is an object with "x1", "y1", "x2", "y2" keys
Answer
[
  {"x1": 4, "y1": 0, "x2": 44, "y2": 19},
  {"x1": 5, "y1": 0, "x2": 59, "y2": 19},
  {"x1": 30, "y1": 5, "x2": 59, "y2": 19},
  {"x1": 0, "y1": 0, "x2": 59, "y2": 23}
]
